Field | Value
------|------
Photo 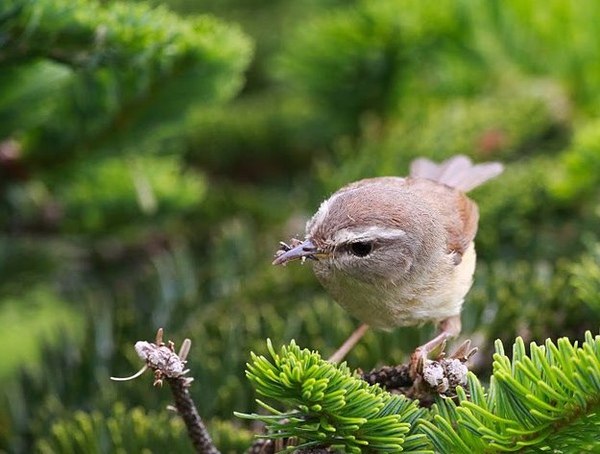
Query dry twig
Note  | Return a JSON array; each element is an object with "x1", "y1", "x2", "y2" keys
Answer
[{"x1": 111, "y1": 328, "x2": 218, "y2": 454}]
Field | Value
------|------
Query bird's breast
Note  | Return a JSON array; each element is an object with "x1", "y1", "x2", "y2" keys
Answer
[{"x1": 312, "y1": 243, "x2": 476, "y2": 329}]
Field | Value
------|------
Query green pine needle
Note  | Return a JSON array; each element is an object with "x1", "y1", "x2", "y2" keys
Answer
[
  {"x1": 423, "y1": 331, "x2": 600, "y2": 453},
  {"x1": 236, "y1": 339, "x2": 432, "y2": 453},
  {"x1": 240, "y1": 332, "x2": 600, "y2": 453}
]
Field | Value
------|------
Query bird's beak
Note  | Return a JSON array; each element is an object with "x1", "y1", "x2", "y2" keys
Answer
[{"x1": 272, "y1": 239, "x2": 327, "y2": 265}]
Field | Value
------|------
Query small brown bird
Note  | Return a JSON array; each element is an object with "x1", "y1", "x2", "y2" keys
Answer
[{"x1": 273, "y1": 155, "x2": 503, "y2": 365}]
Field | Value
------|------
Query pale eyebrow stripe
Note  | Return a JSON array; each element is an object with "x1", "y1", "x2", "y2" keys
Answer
[{"x1": 332, "y1": 226, "x2": 407, "y2": 243}]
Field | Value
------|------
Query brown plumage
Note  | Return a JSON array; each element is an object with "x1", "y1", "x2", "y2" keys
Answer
[{"x1": 274, "y1": 155, "x2": 503, "y2": 364}]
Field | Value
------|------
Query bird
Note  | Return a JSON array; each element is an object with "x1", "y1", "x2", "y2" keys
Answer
[{"x1": 273, "y1": 155, "x2": 503, "y2": 367}]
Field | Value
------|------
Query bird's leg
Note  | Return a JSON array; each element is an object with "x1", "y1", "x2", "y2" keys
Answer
[
  {"x1": 328, "y1": 323, "x2": 370, "y2": 363},
  {"x1": 410, "y1": 315, "x2": 461, "y2": 377}
]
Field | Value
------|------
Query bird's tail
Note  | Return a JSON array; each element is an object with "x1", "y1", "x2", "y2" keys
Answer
[{"x1": 409, "y1": 155, "x2": 504, "y2": 192}]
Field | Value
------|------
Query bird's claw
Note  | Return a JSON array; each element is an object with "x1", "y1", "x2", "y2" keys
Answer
[
  {"x1": 409, "y1": 339, "x2": 477, "y2": 380},
  {"x1": 448, "y1": 339, "x2": 478, "y2": 363},
  {"x1": 410, "y1": 347, "x2": 427, "y2": 378}
]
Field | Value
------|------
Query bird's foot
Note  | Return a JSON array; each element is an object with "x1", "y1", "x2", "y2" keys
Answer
[
  {"x1": 449, "y1": 339, "x2": 478, "y2": 363},
  {"x1": 409, "y1": 340, "x2": 478, "y2": 395},
  {"x1": 410, "y1": 339, "x2": 448, "y2": 378},
  {"x1": 362, "y1": 340, "x2": 478, "y2": 406}
]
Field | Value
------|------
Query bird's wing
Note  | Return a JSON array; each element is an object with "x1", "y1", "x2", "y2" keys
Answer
[
  {"x1": 405, "y1": 178, "x2": 479, "y2": 261},
  {"x1": 446, "y1": 192, "x2": 479, "y2": 260}
]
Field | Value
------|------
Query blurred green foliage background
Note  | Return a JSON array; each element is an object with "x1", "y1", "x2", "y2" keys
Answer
[{"x1": 1, "y1": 0, "x2": 600, "y2": 452}]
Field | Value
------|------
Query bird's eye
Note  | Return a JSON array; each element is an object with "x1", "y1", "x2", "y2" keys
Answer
[{"x1": 349, "y1": 241, "x2": 373, "y2": 257}]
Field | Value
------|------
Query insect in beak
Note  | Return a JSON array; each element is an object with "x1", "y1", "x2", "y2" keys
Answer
[{"x1": 272, "y1": 239, "x2": 327, "y2": 265}]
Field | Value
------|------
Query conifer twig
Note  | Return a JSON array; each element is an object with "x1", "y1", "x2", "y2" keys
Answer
[
  {"x1": 360, "y1": 340, "x2": 476, "y2": 407},
  {"x1": 167, "y1": 374, "x2": 218, "y2": 454},
  {"x1": 360, "y1": 364, "x2": 413, "y2": 389},
  {"x1": 111, "y1": 328, "x2": 219, "y2": 454}
]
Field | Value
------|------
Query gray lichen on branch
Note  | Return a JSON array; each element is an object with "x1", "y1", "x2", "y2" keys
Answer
[{"x1": 111, "y1": 328, "x2": 217, "y2": 454}]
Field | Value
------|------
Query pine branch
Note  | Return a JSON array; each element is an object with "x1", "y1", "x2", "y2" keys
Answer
[
  {"x1": 421, "y1": 332, "x2": 600, "y2": 453},
  {"x1": 1, "y1": 0, "x2": 253, "y2": 169},
  {"x1": 240, "y1": 333, "x2": 600, "y2": 453},
  {"x1": 113, "y1": 329, "x2": 600, "y2": 453},
  {"x1": 236, "y1": 340, "x2": 433, "y2": 453}
]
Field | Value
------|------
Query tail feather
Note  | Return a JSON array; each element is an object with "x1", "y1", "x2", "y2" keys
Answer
[{"x1": 410, "y1": 155, "x2": 503, "y2": 192}]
